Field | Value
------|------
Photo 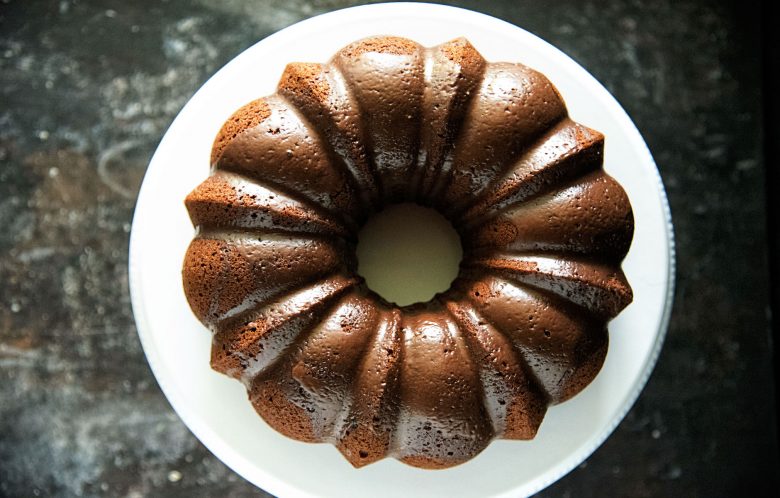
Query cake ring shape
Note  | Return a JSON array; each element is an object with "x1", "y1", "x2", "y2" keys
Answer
[{"x1": 182, "y1": 36, "x2": 634, "y2": 469}]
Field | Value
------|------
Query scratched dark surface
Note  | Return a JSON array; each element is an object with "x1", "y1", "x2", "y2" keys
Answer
[{"x1": 0, "y1": 0, "x2": 776, "y2": 497}]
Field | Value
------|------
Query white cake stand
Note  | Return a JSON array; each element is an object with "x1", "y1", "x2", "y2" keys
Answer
[{"x1": 129, "y1": 3, "x2": 675, "y2": 497}]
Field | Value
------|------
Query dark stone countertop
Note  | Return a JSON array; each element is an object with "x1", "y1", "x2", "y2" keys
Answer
[{"x1": 1, "y1": 0, "x2": 777, "y2": 496}]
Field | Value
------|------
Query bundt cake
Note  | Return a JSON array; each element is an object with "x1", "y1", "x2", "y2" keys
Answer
[{"x1": 182, "y1": 36, "x2": 634, "y2": 469}]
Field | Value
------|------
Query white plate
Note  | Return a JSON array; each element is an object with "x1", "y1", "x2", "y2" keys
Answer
[{"x1": 129, "y1": 3, "x2": 675, "y2": 497}]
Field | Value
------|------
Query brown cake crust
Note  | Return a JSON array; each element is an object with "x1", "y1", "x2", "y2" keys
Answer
[{"x1": 182, "y1": 36, "x2": 634, "y2": 469}]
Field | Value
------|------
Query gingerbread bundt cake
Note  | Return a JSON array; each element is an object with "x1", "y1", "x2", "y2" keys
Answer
[{"x1": 182, "y1": 36, "x2": 634, "y2": 469}]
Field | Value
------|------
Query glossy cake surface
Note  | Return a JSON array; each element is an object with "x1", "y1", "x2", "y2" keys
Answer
[{"x1": 182, "y1": 36, "x2": 634, "y2": 469}]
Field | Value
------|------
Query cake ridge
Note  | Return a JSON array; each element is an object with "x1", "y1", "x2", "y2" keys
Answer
[
  {"x1": 409, "y1": 47, "x2": 436, "y2": 200},
  {"x1": 215, "y1": 274, "x2": 357, "y2": 337},
  {"x1": 442, "y1": 300, "x2": 504, "y2": 437},
  {"x1": 323, "y1": 64, "x2": 384, "y2": 208},
  {"x1": 272, "y1": 290, "x2": 384, "y2": 440},
  {"x1": 216, "y1": 160, "x2": 359, "y2": 234},
  {"x1": 212, "y1": 274, "x2": 357, "y2": 381},
  {"x1": 331, "y1": 37, "x2": 426, "y2": 202},
  {"x1": 468, "y1": 253, "x2": 632, "y2": 318},
  {"x1": 335, "y1": 307, "x2": 403, "y2": 467},
  {"x1": 186, "y1": 170, "x2": 352, "y2": 238},
  {"x1": 391, "y1": 303, "x2": 494, "y2": 468},
  {"x1": 244, "y1": 282, "x2": 365, "y2": 394},
  {"x1": 275, "y1": 91, "x2": 370, "y2": 218},
  {"x1": 455, "y1": 280, "x2": 552, "y2": 404},
  {"x1": 216, "y1": 94, "x2": 361, "y2": 231},
  {"x1": 211, "y1": 98, "x2": 271, "y2": 166},
  {"x1": 456, "y1": 274, "x2": 608, "y2": 404},
  {"x1": 456, "y1": 118, "x2": 604, "y2": 226},
  {"x1": 210, "y1": 267, "x2": 355, "y2": 330},
  {"x1": 183, "y1": 234, "x2": 353, "y2": 325},
  {"x1": 444, "y1": 298, "x2": 548, "y2": 439},
  {"x1": 193, "y1": 227, "x2": 352, "y2": 248},
  {"x1": 465, "y1": 169, "x2": 634, "y2": 260},
  {"x1": 277, "y1": 74, "x2": 379, "y2": 215},
  {"x1": 414, "y1": 38, "x2": 487, "y2": 204},
  {"x1": 467, "y1": 246, "x2": 625, "y2": 268},
  {"x1": 433, "y1": 62, "x2": 569, "y2": 215},
  {"x1": 328, "y1": 56, "x2": 384, "y2": 203}
]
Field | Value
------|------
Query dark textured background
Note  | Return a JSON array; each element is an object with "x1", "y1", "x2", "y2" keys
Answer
[{"x1": 1, "y1": 0, "x2": 777, "y2": 496}]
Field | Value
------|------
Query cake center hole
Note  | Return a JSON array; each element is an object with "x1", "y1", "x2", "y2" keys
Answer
[{"x1": 356, "y1": 203, "x2": 463, "y2": 306}]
